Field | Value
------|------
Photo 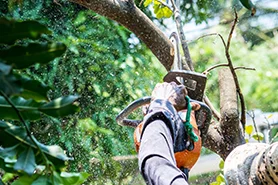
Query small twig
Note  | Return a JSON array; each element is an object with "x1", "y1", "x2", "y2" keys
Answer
[
  {"x1": 247, "y1": 110, "x2": 260, "y2": 142},
  {"x1": 53, "y1": 0, "x2": 62, "y2": 6},
  {"x1": 225, "y1": 10, "x2": 246, "y2": 129},
  {"x1": 192, "y1": 33, "x2": 227, "y2": 48},
  {"x1": 0, "y1": 91, "x2": 52, "y2": 169},
  {"x1": 226, "y1": 10, "x2": 238, "y2": 51},
  {"x1": 139, "y1": 0, "x2": 144, "y2": 6},
  {"x1": 203, "y1": 64, "x2": 255, "y2": 75},
  {"x1": 263, "y1": 115, "x2": 271, "y2": 131},
  {"x1": 204, "y1": 95, "x2": 221, "y2": 121},
  {"x1": 203, "y1": 63, "x2": 229, "y2": 75},
  {"x1": 234, "y1": 66, "x2": 256, "y2": 71}
]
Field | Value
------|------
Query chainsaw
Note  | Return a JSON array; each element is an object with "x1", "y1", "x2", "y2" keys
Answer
[{"x1": 116, "y1": 32, "x2": 212, "y2": 171}]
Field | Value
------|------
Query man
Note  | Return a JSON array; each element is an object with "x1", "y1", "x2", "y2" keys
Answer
[
  {"x1": 136, "y1": 82, "x2": 278, "y2": 185},
  {"x1": 137, "y1": 82, "x2": 197, "y2": 185}
]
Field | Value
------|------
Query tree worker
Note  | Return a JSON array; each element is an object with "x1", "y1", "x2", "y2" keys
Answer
[
  {"x1": 134, "y1": 82, "x2": 201, "y2": 185},
  {"x1": 134, "y1": 82, "x2": 278, "y2": 185}
]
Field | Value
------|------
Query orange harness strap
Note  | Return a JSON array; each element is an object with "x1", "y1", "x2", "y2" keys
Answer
[{"x1": 133, "y1": 110, "x2": 201, "y2": 170}]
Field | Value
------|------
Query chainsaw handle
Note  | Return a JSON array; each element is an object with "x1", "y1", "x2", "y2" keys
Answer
[
  {"x1": 191, "y1": 99, "x2": 212, "y2": 137},
  {"x1": 116, "y1": 96, "x2": 212, "y2": 133},
  {"x1": 116, "y1": 96, "x2": 151, "y2": 128}
]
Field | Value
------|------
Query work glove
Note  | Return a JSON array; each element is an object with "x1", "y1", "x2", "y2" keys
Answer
[{"x1": 134, "y1": 82, "x2": 202, "y2": 171}]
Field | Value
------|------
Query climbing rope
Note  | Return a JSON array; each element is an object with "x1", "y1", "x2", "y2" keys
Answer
[{"x1": 184, "y1": 96, "x2": 199, "y2": 142}]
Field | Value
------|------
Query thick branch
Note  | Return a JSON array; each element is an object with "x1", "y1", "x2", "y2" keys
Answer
[
  {"x1": 69, "y1": 0, "x2": 174, "y2": 70},
  {"x1": 219, "y1": 69, "x2": 245, "y2": 156},
  {"x1": 204, "y1": 69, "x2": 245, "y2": 159}
]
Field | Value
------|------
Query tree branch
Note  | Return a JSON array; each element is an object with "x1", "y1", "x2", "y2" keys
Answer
[
  {"x1": 204, "y1": 95, "x2": 221, "y2": 121},
  {"x1": 69, "y1": 0, "x2": 174, "y2": 70},
  {"x1": 225, "y1": 10, "x2": 246, "y2": 129},
  {"x1": 234, "y1": 66, "x2": 256, "y2": 71},
  {"x1": 170, "y1": 0, "x2": 193, "y2": 71},
  {"x1": 192, "y1": 32, "x2": 227, "y2": 48},
  {"x1": 203, "y1": 63, "x2": 229, "y2": 75}
]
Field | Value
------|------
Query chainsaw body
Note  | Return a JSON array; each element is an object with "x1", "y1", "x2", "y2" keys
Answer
[{"x1": 116, "y1": 70, "x2": 212, "y2": 171}]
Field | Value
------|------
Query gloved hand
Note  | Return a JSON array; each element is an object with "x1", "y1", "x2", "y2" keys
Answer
[
  {"x1": 151, "y1": 82, "x2": 188, "y2": 111},
  {"x1": 134, "y1": 82, "x2": 202, "y2": 171}
]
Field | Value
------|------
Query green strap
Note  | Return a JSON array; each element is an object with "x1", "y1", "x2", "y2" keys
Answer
[{"x1": 184, "y1": 96, "x2": 199, "y2": 142}]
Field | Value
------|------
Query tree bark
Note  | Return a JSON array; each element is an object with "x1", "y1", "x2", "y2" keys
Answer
[{"x1": 69, "y1": 0, "x2": 245, "y2": 160}]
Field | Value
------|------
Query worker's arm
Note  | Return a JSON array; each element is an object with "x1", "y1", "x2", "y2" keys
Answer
[
  {"x1": 139, "y1": 111, "x2": 188, "y2": 185},
  {"x1": 138, "y1": 83, "x2": 189, "y2": 185}
]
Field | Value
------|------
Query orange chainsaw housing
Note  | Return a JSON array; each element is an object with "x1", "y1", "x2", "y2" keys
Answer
[{"x1": 133, "y1": 110, "x2": 201, "y2": 170}]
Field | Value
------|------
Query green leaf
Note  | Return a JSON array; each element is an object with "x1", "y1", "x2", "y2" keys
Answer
[
  {"x1": 39, "y1": 95, "x2": 80, "y2": 117},
  {"x1": 78, "y1": 118, "x2": 114, "y2": 135},
  {"x1": 13, "y1": 147, "x2": 36, "y2": 175},
  {"x1": 2, "y1": 173, "x2": 16, "y2": 183},
  {"x1": 38, "y1": 143, "x2": 73, "y2": 163},
  {"x1": 0, "y1": 61, "x2": 12, "y2": 75},
  {"x1": 267, "y1": 114, "x2": 273, "y2": 119},
  {"x1": 161, "y1": 6, "x2": 172, "y2": 18},
  {"x1": 153, "y1": 1, "x2": 172, "y2": 19},
  {"x1": 0, "y1": 43, "x2": 66, "y2": 69},
  {"x1": 0, "y1": 144, "x2": 19, "y2": 163},
  {"x1": 31, "y1": 176, "x2": 51, "y2": 185},
  {"x1": 74, "y1": 11, "x2": 86, "y2": 26},
  {"x1": 0, "y1": 96, "x2": 79, "y2": 121},
  {"x1": 216, "y1": 173, "x2": 225, "y2": 182},
  {"x1": 0, "y1": 62, "x2": 22, "y2": 96},
  {"x1": 16, "y1": 74, "x2": 50, "y2": 101},
  {"x1": 53, "y1": 171, "x2": 64, "y2": 185},
  {"x1": 153, "y1": 1, "x2": 160, "y2": 14},
  {"x1": 0, "y1": 96, "x2": 42, "y2": 120},
  {"x1": 144, "y1": 0, "x2": 153, "y2": 7},
  {"x1": 270, "y1": 132, "x2": 278, "y2": 144},
  {"x1": 0, "y1": 121, "x2": 72, "y2": 168},
  {"x1": 252, "y1": 132, "x2": 264, "y2": 141},
  {"x1": 245, "y1": 125, "x2": 253, "y2": 135},
  {"x1": 219, "y1": 159, "x2": 224, "y2": 170},
  {"x1": 11, "y1": 175, "x2": 38, "y2": 185},
  {"x1": 0, "y1": 63, "x2": 49, "y2": 99},
  {"x1": 239, "y1": 0, "x2": 256, "y2": 15},
  {"x1": 156, "y1": 9, "x2": 164, "y2": 19},
  {"x1": 0, "y1": 17, "x2": 51, "y2": 45},
  {"x1": 60, "y1": 172, "x2": 90, "y2": 185},
  {"x1": 0, "y1": 121, "x2": 29, "y2": 148}
]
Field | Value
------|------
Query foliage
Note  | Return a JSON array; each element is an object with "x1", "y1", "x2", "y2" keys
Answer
[
  {"x1": 189, "y1": 26, "x2": 278, "y2": 112},
  {"x1": 142, "y1": 0, "x2": 258, "y2": 22},
  {"x1": 245, "y1": 124, "x2": 264, "y2": 143},
  {"x1": 209, "y1": 159, "x2": 225, "y2": 185},
  {"x1": 1, "y1": 0, "x2": 277, "y2": 184},
  {"x1": 0, "y1": 18, "x2": 88, "y2": 184},
  {"x1": 143, "y1": 0, "x2": 172, "y2": 19},
  {"x1": 1, "y1": 1, "x2": 166, "y2": 183}
]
